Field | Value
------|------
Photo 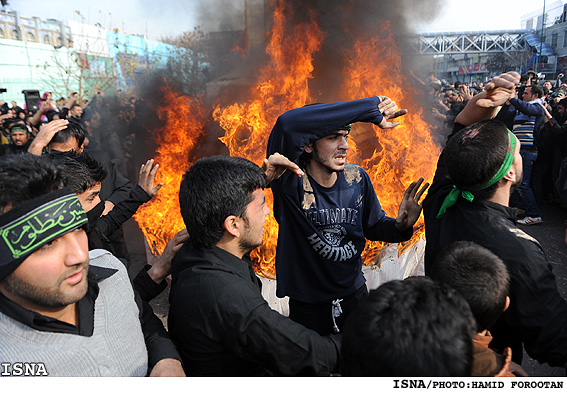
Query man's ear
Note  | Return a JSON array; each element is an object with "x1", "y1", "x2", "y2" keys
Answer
[
  {"x1": 78, "y1": 145, "x2": 84, "y2": 153},
  {"x1": 304, "y1": 143, "x2": 313, "y2": 154},
  {"x1": 503, "y1": 163, "x2": 519, "y2": 184},
  {"x1": 223, "y1": 215, "x2": 241, "y2": 238},
  {"x1": 503, "y1": 296, "x2": 510, "y2": 312}
]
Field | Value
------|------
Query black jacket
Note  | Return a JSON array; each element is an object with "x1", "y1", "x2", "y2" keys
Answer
[
  {"x1": 168, "y1": 243, "x2": 341, "y2": 376},
  {"x1": 423, "y1": 134, "x2": 567, "y2": 367}
]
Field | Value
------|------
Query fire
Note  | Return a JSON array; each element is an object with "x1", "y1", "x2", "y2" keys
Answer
[
  {"x1": 135, "y1": 3, "x2": 439, "y2": 279},
  {"x1": 134, "y1": 86, "x2": 206, "y2": 254}
]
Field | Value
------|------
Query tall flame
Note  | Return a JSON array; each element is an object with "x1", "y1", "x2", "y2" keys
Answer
[
  {"x1": 135, "y1": 86, "x2": 206, "y2": 254},
  {"x1": 135, "y1": 3, "x2": 439, "y2": 279}
]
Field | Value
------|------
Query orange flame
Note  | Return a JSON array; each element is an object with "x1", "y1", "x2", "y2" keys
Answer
[
  {"x1": 135, "y1": 86, "x2": 206, "y2": 254},
  {"x1": 135, "y1": 4, "x2": 439, "y2": 279}
]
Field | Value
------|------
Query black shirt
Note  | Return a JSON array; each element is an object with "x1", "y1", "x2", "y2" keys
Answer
[
  {"x1": 423, "y1": 129, "x2": 567, "y2": 367},
  {"x1": 168, "y1": 243, "x2": 341, "y2": 376}
]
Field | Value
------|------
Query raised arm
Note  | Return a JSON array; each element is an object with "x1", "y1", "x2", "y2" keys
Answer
[
  {"x1": 266, "y1": 96, "x2": 406, "y2": 162},
  {"x1": 455, "y1": 72, "x2": 520, "y2": 126},
  {"x1": 27, "y1": 119, "x2": 69, "y2": 155}
]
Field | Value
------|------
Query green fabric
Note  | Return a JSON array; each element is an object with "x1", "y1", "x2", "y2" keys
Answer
[{"x1": 437, "y1": 130, "x2": 516, "y2": 218}]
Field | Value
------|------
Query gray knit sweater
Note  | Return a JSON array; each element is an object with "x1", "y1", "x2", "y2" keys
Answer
[{"x1": 0, "y1": 249, "x2": 148, "y2": 376}]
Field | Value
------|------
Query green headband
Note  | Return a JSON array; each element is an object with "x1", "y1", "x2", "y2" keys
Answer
[
  {"x1": 10, "y1": 126, "x2": 27, "y2": 134},
  {"x1": 0, "y1": 188, "x2": 87, "y2": 265},
  {"x1": 437, "y1": 130, "x2": 516, "y2": 218}
]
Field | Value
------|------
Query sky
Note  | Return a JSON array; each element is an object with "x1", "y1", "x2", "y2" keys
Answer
[{"x1": 5, "y1": 0, "x2": 564, "y2": 40}]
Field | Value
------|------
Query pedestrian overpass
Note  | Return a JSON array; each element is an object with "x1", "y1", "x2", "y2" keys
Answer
[{"x1": 413, "y1": 29, "x2": 553, "y2": 56}]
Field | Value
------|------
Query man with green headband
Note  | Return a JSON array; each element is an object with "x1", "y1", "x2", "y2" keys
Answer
[
  {"x1": 0, "y1": 154, "x2": 184, "y2": 376},
  {"x1": 0, "y1": 120, "x2": 32, "y2": 156},
  {"x1": 423, "y1": 71, "x2": 567, "y2": 369}
]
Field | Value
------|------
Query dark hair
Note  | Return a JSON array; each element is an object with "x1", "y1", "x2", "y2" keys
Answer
[
  {"x1": 443, "y1": 119, "x2": 510, "y2": 200},
  {"x1": 542, "y1": 85, "x2": 550, "y2": 96},
  {"x1": 341, "y1": 277, "x2": 475, "y2": 376},
  {"x1": 529, "y1": 84, "x2": 544, "y2": 98},
  {"x1": 0, "y1": 154, "x2": 63, "y2": 214},
  {"x1": 430, "y1": 241, "x2": 510, "y2": 332},
  {"x1": 49, "y1": 121, "x2": 86, "y2": 149},
  {"x1": 44, "y1": 151, "x2": 107, "y2": 194},
  {"x1": 559, "y1": 97, "x2": 567, "y2": 108},
  {"x1": 179, "y1": 155, "x2": 266, "y2": 250}
]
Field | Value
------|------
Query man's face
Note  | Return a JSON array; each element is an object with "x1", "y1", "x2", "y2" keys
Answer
[
  {"x1": 522, "y1": 87, "x2": 535, "y2": 102},
  {"x1": 70, "y1": 105, "x2": 83, "y2": 119},
  {"x1": 76, "y1": 183, "x2": 102, "y2": 212},
  {"x1": 306, "y1": 131, "x2": 350, "y2": 173},
  {"x1": 544, "y1": 81, "x2": 553, "y2": 90},
  {"x1": 447, "y1": 91, "x2": 459, "y2": 103},
  {"x1": 0, "y1": 228, "x2": 90, "y2": 311},
  {"x1": 238, "y1": 188, "x2": 270, "y2": 253},
  {"x1": 10, "y1": 131, "x2": 29, "y2": 146},
  {"x1": 48, "y1": 136, "x2": 83, "y2": 153}
]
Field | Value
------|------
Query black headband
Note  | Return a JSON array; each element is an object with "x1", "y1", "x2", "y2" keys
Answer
[{"x1": 0, "y1": 188, "x2": 87, "y2": 279}]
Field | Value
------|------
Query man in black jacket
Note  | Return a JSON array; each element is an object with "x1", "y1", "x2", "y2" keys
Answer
[
  {"x1": 423, "y1": 71, "x2": 567, "y2": 368},
  {"x1": 168, "y1": 155, "x2": 341, "y2": 376}
]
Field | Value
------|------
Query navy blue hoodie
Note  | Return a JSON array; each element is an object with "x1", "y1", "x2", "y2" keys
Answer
[{"x1": 267, "y1": 97, "x2": 412, "y2": 303}]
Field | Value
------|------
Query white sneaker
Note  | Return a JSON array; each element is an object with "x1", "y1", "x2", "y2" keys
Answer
[{"x1": 517, "y1": 216, "x2": 543, "y2": 225}]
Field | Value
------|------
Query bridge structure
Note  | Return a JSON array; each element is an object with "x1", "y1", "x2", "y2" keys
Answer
[
  {"x1": 412, "y1": 30, "x2": 543, "y2": 56},
  {"x1": 411, "y1": 29, "x2": 556, "y2": 79}
]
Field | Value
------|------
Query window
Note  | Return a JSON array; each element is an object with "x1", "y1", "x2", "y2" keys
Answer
[{"x1": 552, "y1": 33, "x2": 558, "y2": 48}]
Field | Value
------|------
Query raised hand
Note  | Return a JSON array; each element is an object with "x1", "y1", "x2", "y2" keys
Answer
[
  {"x1": 377, "y1": 96, "x2": 408, "y2": 129},
  {"x1": 138, "y1": 158, "x2": 163, "y2": 198},
  {"x1": 395, "y1": 177, "x2": 429, "y2": 231},
  {"x1": 28, "y1": 119, "x2": 69, "y2": 155},
  {"x1": 476, "y1": 71, "x2": 520, "y2": 108},
  {"x1": 262, "y1": 152, "x2": 304, "y2": 185}
]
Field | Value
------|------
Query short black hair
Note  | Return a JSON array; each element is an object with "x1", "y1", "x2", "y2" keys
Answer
[
  {"x1": 44, "y1": 151, "x2": 107, "y2": 194},
  {"x1": 443, "y1": 120, "x2": 510, "y2": 200},
  {"x1": 49, "y1": 121, "x2": 86, "y2": 149},
  {"x1": 179, "y1": 155, "x2": 266, "y2": 250},
  {"x1": 341, "y1": 277, "x2": 475, "y2": 376},
  {"x1": 529, "y1": 84, "x2": 544, "y2": 98},
  {"x1": 0, "y1": 154, "x2": 63, "y2": 214},
  {"x1": 430, "y1": 241, "x2": 510, "y2": 332}
]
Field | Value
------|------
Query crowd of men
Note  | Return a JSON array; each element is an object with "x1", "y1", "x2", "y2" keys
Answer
[{"x1": 0, "y1": 69, "x2": 567, "y2": 377}]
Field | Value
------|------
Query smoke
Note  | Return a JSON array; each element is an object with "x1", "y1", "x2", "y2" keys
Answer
[
  {"x1": 195, "y1": 0, "x2": 246, "y2": 32},
  {"x1": 118, "y1": 0, "x2": 446, "y2": 172}
]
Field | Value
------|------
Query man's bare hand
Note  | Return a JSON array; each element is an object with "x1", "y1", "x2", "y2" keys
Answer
[
  {"x1": 148, "y1": 229, "x2": 189, "y2": 284},
  {"x1": 149, "y1": 358, "x2": 185, "y2": 377},
  {"x1": 395, "y1": 177, "x2": 429, "y2": 231},
  {"x1": 138, "y1": 159, "x2": 162, "y2": 198},
  {"x1": 28, "y1": 119, "x2": 69, "y2": 155},
  {"x1": 459, "y1": 85, "x2": 473, "y2": 101},
  {"x1": 476, "y1": 72, "x2": 520, "y2": 108},
  {"x1": 262, "y1": 152, "x2": 304, "y2": 185},
  {"x1": 101, "y1": 201, "x2": 114, "y2": 216},
  {"x1": 377, "y1": 96, "x2": 408, "y2": 129}
]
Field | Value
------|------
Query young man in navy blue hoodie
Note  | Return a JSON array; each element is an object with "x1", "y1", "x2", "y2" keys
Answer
[{"x1": 266, "y1": 96, "x2": 428, "y2": 335}]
